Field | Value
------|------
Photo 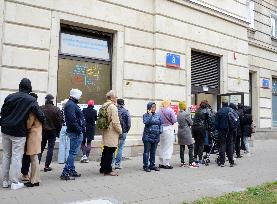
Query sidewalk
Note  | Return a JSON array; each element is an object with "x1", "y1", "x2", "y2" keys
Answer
[{"x1": 0, "y1": 139, "x2": 276, "y2": 204}]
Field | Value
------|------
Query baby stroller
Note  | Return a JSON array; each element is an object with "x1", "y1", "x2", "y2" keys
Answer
[{"x1": 203, "y1": 130, "x2": 220, "y2": 166}]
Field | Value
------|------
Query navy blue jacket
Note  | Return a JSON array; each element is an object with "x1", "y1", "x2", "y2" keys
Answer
[
  {"x1": 215, "y1": 106, "x2": 230, "y2": 130},
  {"x1": 118, "y1": 105, "x2": 131, "y2": 133},
  {"x1": 64, "y1": 98, "x2": 85, "y2": 134},
  {"x1": 142, "y1": 112, "x2": 162, "y2": 143}
]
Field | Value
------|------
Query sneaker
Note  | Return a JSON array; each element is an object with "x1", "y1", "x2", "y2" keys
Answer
[
  {"x1": 80, "y1": 155, "x2": 87, "y2": 163},
  {"x1": 159, "y1": 164, "x2": 166, "y2": 169},
  {"x1": 84, "y1": 158, "x2": 89, "y2": 163},
  {"x1": 230, "y1": 163, "x2": 237, "y2": 167},
  {"x1": 220, "y1": 164, "x2": 225, "y2": 167},
  {"x1": 189, "y1": 162, "x2": 199, "y2": 168},
  {"x1": 44, "y1": 167, "x2": 52, "y2": 172},
  {"x1": 11, "y1": 182, "x2": 24, "y2": 190},
  {"x1": 60, "y1": 174, "x2": 75, "y2": 181},
  {"x1": 24, "y1": 182, "x2": 39, "y2": 187},
  {"x1": 164, "y1": 165, "x2": 173, "y2": 169},
  {"x1": 2, "y1": 181, "x2": 9, "y2": 188},
  {"x1": 69, "y1": 172, "x2": 81, "y2": 177},
  {"x1": 21, "y1": 174, "x2": 30, "y2": 182},
  {"x1": 143, "y1": 167, "x2": 151, "y2": 172},
  {"x1": 115, "y1": 166, "x2": 122, "y2": 170},
  {"x1": 180, "y1": 163, "x2": 186, "y2": 167}
]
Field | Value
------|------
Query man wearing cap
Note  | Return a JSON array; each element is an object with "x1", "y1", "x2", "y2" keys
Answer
[
  {"x1": 80, "y1": 100, "x2": 97, "y2": 163},
  {"x1": 60, "y1": 89, "x2": 85, "y2": 180},
  {"x1": 114, "y1": 99, "x2": 131, "y2": 169},
  {"x1": 1, "y1": 78, "x2": 45, "y2": 190},
  {"x1": 39, "y1": 94, "x2": 63, "y2": 172}
]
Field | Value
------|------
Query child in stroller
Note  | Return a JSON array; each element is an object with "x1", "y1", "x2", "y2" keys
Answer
[{"x1": 203, "y1": 130, "x2": 220, "y2": 165}]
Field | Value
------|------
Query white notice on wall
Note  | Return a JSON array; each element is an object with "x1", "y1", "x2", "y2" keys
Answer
[{"x1": 60, "y1": 33, "x2": 110, "y2": 60}]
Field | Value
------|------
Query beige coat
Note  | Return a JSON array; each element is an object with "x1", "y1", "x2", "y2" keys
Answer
[
  {"x1": 102, "y1": 100, "x2": 122, "y2": 147},
  {"x1": 26, "y1": 113, "x2": 42, "y2": 155}
]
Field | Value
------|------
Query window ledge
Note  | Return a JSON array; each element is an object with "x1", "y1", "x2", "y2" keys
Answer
[{"x1": 248, "y1": 27, "x2": 256, "y2": 33}]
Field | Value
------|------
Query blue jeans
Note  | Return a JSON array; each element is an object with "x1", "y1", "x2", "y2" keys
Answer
[
  {"x1": 114, "y1": 133, "x2": 127, "y2": 167},
  {"x1": 61, "y1": 133, "x2": 83, "y2": 176},
  {"x1": 143, "y1": 141, "x2": 158, "y2": 168},
  {"x1": 58, "y1": 126, "x2": 70, "y2": 164}
]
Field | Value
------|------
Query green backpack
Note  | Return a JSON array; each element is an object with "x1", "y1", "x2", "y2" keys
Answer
[{"x1": 97, "y1": 103, "x2": 112, "y2": 130}]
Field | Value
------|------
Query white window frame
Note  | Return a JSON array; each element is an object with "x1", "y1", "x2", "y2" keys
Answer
[
  {"x1": 246, "y1": 0, "x2": 255, "y2": 29},
  {"x1": 271, "y1": 13, "x2": 277, "y2": 38}
]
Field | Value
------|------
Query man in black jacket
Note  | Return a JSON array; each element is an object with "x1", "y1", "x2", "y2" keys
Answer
[
  {"x1": 215, "y1": 100, "x2": 235, "y2": 167},
  {"x1": 39, "y1": 94, "x2": 63, "y2": 172},
  {"x1": 60, "y1": 89, "x2": 85, "y2": 180},
  {"x1": 1, "y1": 78, "x2": 45, "y2": 190}
]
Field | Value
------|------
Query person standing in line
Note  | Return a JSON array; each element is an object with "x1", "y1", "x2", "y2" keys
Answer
[
  {"x1": 39, "y1": 94, "x2": 63, "y2": 172},
  {"x1": 215, "y1": 100, "x2": 235, "y2": 167},
  {"x1": 191, "y1": 101, "x2": 211, "y2": 165},
  {"x1": 242, "y1": 106, "x2": 253, "y2": 157},
  {"x1": 229, "y1": 103, "x2": 240, "y2": 160},
  {"x1": 177, "y1": 101, "x2": 199, "y2": 168},
  {"x1": 236, "y1": 103, "x2": 244, "y2": 158},
  {"x1": 158, "y1": 100, "x2": 177, "y2": 169},
  {"x1": 99, "y1": 90, "x2": 122, "y2": 176},
  {"x1": 21, "y1": 93, "x2": 42, "y2": 187},
  {"x1": 1, "y1": 78, "x2": 45, "y2": 190},
  {"x1": 81, "y1": 100, "x2": 97, "y2": 163},
  {"x1": 114, "y1": 98, "x2": 131, "y2": 169},
  {"x1": 142, "y1": 102, "x2": 162, "y2": 172},
  {"x1": 60, "y1": 89, "x2": 85, "y2": 180},
  {"x1": 58, "y1": 99, "x2": 70, "y2": 164}
]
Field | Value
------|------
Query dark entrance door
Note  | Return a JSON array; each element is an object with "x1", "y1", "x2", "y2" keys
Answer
[{"x1": 217, "y1": 93, "x2": 244, "y2": 110}]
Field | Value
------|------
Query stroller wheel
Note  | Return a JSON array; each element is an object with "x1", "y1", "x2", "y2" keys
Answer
[
  {"x1": 206, "y1": 159, "x2": 210, "y2": 163},
  {"x1": 205, "y1": 160, "x2": 209, "y2": 166}
]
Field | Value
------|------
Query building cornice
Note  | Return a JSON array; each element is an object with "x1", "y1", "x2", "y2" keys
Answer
[{"x1": 168, "y1": 0, "x2": 249, "y2": 28}]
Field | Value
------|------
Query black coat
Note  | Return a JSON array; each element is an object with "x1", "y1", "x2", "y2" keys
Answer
[
  {"x1": 0, "y1": 91, "x2": 45, "y2": 137},
  {"x1": 82, "y1": 106, "x2": 97, "y2": 140}
]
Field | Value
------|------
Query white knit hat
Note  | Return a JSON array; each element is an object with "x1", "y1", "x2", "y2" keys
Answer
[{"x1": 70, "y1": 89, "x2": 82, "y2": 100}]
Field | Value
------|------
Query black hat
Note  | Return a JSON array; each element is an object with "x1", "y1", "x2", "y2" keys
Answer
[
  {"x1": 117, "y1": 99, "x2": 124, "y2": 106},
  {"x1": 19, "y1": 78, "x2": 32, "y2": 93},
  {"x1": 45, "y1": 94, "x2": 54, "y2": 101}
]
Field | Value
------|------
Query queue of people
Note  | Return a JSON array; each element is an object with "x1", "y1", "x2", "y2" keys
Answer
[{"x1": 1, "y1": 78, "x2": 254, "y2": 189}]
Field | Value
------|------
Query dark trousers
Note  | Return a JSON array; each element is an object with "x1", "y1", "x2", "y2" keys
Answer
[
  {"x1": 219, "y1": 129, "x2": 234, "y2": 165},
  {"x1": 100, "y1": 146, "x2": 116, "y2": 174},
  {"x1": 180, "y1": 144, "x2": 194, "y2": 164},
  {"x1": 38, "y1": 131, "x2": 56, "y2": 167},
  {"x1": 81, "y1": 138, "x2": 92, "y2": 157},
  {"x1": 192, "y1": 126, "x2": 205, "y2": 161},
  {"x1": 143, "y1": 141, "x2": 158, "y2": 168},
  {"x1": 232, "y1": 129, "x2": 241, "y2": 156},
  {"x1": 21, "y1": 154, "x2": 31, "y2": 175}
]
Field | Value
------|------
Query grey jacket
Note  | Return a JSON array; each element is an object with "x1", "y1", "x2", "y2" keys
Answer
[{"x1": 177, "y1": 110, "x2": 193, "y2": 145}]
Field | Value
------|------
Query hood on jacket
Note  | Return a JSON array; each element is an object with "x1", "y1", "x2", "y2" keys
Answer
[
  {"x1": 244, "y1": 106, "x2": 252, "y2": 114},
  {"x1": 229, "y1": 103, "x2": 237, "y2": 111},
  {"x1": 19, "y1": 78, "x2": 32, "y2": 93},
  {"x1": 147, "y1": 102, "x2": 155, "y2": 110}
]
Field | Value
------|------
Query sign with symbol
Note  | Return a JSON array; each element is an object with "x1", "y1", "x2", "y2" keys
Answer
[
  {"x1": 262, "y1": 79, "x2": 270, "y2": 88},
  {"x1": 171, "y1": 104, "x2": 179, "y2": 115},
  {"x1": 166, "y1": 53, "x2": 180, "y2": 68}
]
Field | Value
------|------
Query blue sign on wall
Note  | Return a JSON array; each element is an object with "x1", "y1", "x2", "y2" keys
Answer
[
  {"x1": 262, "y1": 79, "x2": 270, "y2": 88},
  {"x1": 166, "y1": 53, "x2": 180, "y2": 68}
]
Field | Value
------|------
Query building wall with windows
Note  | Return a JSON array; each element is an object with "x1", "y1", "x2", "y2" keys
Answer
[
  {"x1": 0, "y1": 0, "x2": 275, "y2": 152},
  {"x1": 247, "y1": 0, "x2": 277, "y2": 134}
]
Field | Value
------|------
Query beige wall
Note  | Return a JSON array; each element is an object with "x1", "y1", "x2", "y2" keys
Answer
[
  {"x1": 248, "y1": 0, "x2": 277, "y2": 129},
  {"x1": 2, "y1": 0, "x2": 275, "y2": 142}
]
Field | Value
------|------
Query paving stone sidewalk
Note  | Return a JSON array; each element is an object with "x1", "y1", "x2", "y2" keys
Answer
[{"x1": 0, "y1": 139, "x2": 276, "y2": 204}]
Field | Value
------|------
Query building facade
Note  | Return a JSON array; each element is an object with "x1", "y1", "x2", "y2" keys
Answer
[{"x1": 0, "y1": 0, "x2": 276, "y2": 153}]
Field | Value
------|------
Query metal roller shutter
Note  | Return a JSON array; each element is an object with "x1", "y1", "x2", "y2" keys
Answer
[{"x1": 191, "y1": 51, "x2": 220, "y2": 94}]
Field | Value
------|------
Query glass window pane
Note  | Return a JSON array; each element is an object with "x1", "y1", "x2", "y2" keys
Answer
[{"x1": 57, "y1": 58, "x2": 111, "y2": 105}]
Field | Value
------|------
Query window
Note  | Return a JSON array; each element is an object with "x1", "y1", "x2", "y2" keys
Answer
[
  {"x1": 246, "y1": 0, "x2": 255, "y2": 29},
  {"x1": 271, "y1": 14, "x2": 277, "y2": 38}
]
